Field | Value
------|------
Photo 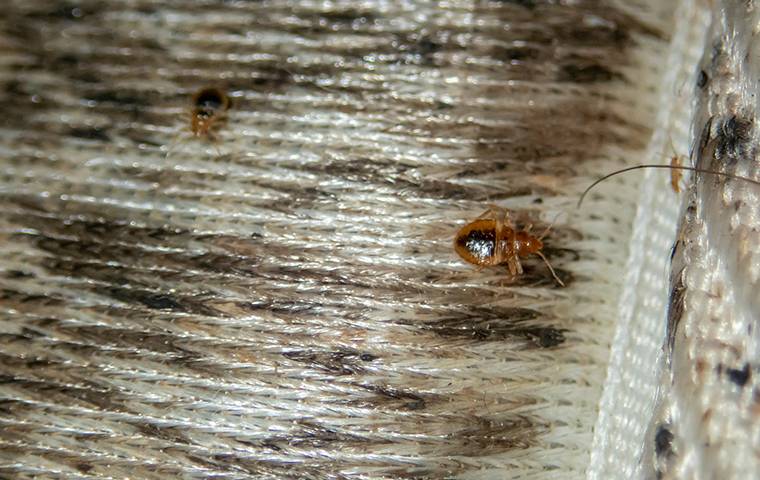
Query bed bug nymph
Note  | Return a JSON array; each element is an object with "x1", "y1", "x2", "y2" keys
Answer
[
  {"x1": 454, "y1": 208, "x2": 564, "y2": 286},
  {"x1": 191, "y1": 86, "x2": 231, "y2": 138},
  {"x1": 663, "y1": 135, "x2": 687, "y2": 194},
  {"x1": 165, "y1": 86, "x2": 232, "y2": 158},
  {"x1": 669, "y1": 153, "x2": 684, "y2": 193}
]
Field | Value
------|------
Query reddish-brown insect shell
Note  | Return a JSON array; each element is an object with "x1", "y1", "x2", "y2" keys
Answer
[
  {"x1": 454, "y1": 208, "x2": 563, "y2": 285},
  {"x1": 670, "y1": 154, "x2": 683, "y2": 193},
  {"x1": 454, "y1": 218, "x2": 502, "y2": 267},
  {"x1": 190, "y1": 87, "x2": 231, "y2": 138}
]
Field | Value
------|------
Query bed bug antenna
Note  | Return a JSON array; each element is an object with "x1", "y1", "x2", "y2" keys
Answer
[
  {"x1": 536, "y1": 211, "x2": 564, "y2": 241},
  {"x1": 577, "y1": 164, "x2": 760, "y2": 208}
]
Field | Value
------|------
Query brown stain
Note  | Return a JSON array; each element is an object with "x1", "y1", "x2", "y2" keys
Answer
[
  {"x1": 282, "y1": 348, "x2": 375, "y2": 376},
  {"x1": 454, "y1": 1, "x2": 657, "y2": 187},
  {"x1": 417, "y1": 306, "x2": 566, "y2": 347},
  {"x1": 666, "y1": 272, "x2": 687, "y2": 357},
  {"x1": 713, "y1": 113, "x2": 755, "y2": 162},
  {"x1": 447, "y1": 415, "x2": 544, "y2": 456},
  {"x1": 10, "y1": 208, "x2": 567, "y2": 352}
]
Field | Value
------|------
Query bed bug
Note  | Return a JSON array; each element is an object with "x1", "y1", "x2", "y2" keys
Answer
[
  {"x1": 190, "y1": 86, "x2": 231, "y2": 139},
  {"x1": 578, "y1": 119, "x2": 760, "y2": 207},
  {"x1": 669, "y1": 154, "x2": 684, "y2": 193},
  {"x1": 664, "y1": 136, "x2": 686, "y2": 194},
  {"x1": 165, "y1": 86, "x2": 231, "y2": 158},
  {"x1": 454, "y1": 207, "x2": 564, "y2": 286}
]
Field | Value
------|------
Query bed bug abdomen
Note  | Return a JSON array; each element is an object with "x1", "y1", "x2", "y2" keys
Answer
[{"x1": 454, "y1": 219, "x2": 499, "y2": 266}]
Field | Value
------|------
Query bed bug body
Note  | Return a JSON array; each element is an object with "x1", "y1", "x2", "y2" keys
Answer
[
  {"x1": 191, "y1": 87, "x2": 231, "y2": 139},
  {"x1": 454, "y1": 208, "x2": 563, "y2": 286},
  {"x1": 669, "y1": 154, "x2": 684, "y2": 193},
  {"x1": 165, "y1": 86, "x2": 231, "y2": 159}
]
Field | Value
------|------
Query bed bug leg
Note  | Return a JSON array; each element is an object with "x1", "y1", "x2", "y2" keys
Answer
[
  {"x1": 507, "y1": 255, "x2": 523, "y2": 276},
  {"x1": 476, "y1": 205, "x2": 502, "y2": 219},
  {"x1": 501, "y1": 209, "x2": 513, "y2": 229},
  {"x1": 480, "y1": 205, "x2": 514, "y2": 230},
  {"x1": 164, "y1": 134, "x2": 190, "y2": 160},
  {"x1": 209, "y1": 136, "x2": 223, "y2": 158}
]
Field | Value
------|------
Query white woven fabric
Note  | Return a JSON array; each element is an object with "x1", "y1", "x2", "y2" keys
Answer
[
  {"x1": 589, "y1": 0, "x2": 711, "y2": 478},
  {"x1": 7, "y1": 0, "x2": 744, "y2": 478},
  {"x1": 0, "y1": 1, "x2": 674, "y2": 478},
  {"x1": 592, "y1": 1, "x2": 760, "y2": 478},
  {"x1": 648, "y1": 1, "x2": 760, "y2": 477}
]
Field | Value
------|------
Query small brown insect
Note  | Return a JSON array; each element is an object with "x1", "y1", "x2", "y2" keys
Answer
[
  {"x1": 191, "y1": 86, "x2": 231, "y2": 139},
  {"x1": 454, "y1": 208, "x2": 564, "y2": 286},
  {"x1": 669, "y1": 154, "x2": 683, "y2": 193},
  {"x1": 666, "y1": 136, "x2": 686, "y2": 194},
  {"x1": 165, "y1": 86, "x2": 231, "y2": 158}
]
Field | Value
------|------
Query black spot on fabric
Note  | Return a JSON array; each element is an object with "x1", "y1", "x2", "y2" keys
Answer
[
  {"x1": 697, "y1": 69, "x2": 708, "y2": 88},
  {"x1": 528, "y1": 328, "x2": 565, "y2": 348},
  {"x1": 68, "y1": 127, "x2": 110, "y2": 141},
  {"x1": 666, "y1": 274, "x2": 686, "y2": 355},
  {"x1": 726, "y1": 364, "x2": 751, "y2": 387},
  {"x1": 497, "y1": 0, "x2": 536, "y2": 8},
  {"x1": 654, "y1": 424, "x2": 674, "y2": 458},
  {"x1": 558, "y1": 64, "x2": 618, "y2": 83},
  {"x1": 715, "y1": 114, "x2": 753, "y2": 159}
]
